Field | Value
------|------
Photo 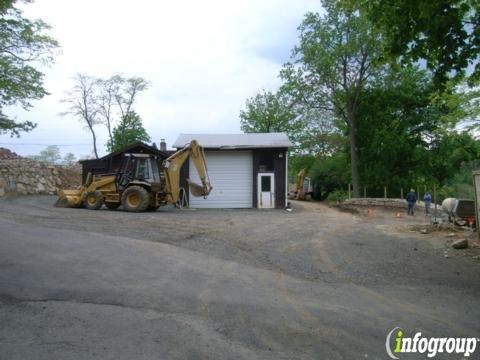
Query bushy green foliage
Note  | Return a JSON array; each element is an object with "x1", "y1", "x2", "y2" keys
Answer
[
  {"x1": 342, "y1": 0, "x2": 480, "y2": 86},
  {"x1": 0, "y1": 0, "x2": 58, "y2": 136},
  {"x1": 239, "y1": 1, "x2": 480, "y2": 202},
  {"x1": 326, "y1": 190, "x2": 349, "y2": 202},
  {"x1": 240, "y1": 91, "x2": 302, "y2": 144},
  {"x1": 280, "y1": 0, "x2": 383, "y2": 197},
  {"x1": 28, "y1": 145, "x2": 61, "y2": 164},
  {"x1": 428, "y1": 131, "x2": 480, "y2": 184},
  {"x1": 106, "y1": 111, "x2": 151, "y2": 153},
  {"x1": 352, "y1": 66, "x2": 480, "y2": 196},
  {"x1": 288, "y1": 154, "x2": 316, "y2": 182},
  {"x1": 297, "y1": 66, "x2": 480, "y2": 200},
  {"x1": 63, "y1": 74, "x2": 149, "y2": 158},
  {"x1": 63, "y1": 153, "x2": 77, "y2": 166},
  {"x1": 309, "y1": 153, "x2": 350, "y2": 200},
  {"x1": 437, "y1": 160, "x2": 480, "y2": 202}
]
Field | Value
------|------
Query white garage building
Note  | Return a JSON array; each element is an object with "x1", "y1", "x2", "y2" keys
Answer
[{"x1": 172, "y1": 133, "x2": 292, "y2": 209}]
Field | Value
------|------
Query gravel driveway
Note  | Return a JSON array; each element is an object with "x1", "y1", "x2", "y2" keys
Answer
[{"x1": 0, "y1": 196, "x2": 479, "y2": 359}]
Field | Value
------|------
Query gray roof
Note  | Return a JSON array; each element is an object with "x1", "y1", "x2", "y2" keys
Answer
[{"x1": 173, "y1": 133, "x2": 293, "y2": 149}]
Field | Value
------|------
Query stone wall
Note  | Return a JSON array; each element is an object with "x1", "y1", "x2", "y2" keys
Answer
[
  {"x1": 0, "y1": 159, "x2": 81, "y2": 197},
  {"x1": 343, "y1": 197, "x2": 426, "y2": 210}
]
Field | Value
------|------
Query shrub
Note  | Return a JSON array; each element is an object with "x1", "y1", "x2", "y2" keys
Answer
[{"x1": 326, "y1": 190, "x2": 348, "y2": 202}]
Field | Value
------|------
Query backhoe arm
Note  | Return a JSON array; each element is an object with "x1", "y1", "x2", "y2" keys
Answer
[
  {"x1": 163, "y1": 140, "x2": 212, "y2": 204},
  {"x1": 296, "y1": 169, "x2": 306, "y2": 191}
]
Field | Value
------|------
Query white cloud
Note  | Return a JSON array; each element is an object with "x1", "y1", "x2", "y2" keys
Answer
[{"x1": 1, "y1": 0, "x2": 320, "y2": 157}]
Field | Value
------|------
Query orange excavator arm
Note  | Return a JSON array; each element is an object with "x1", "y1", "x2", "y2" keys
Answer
[{"x1": 296, "y1": 169, "x2": 306, "y2": 192}]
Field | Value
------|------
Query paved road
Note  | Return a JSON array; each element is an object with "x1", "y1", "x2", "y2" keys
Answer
[{"x1": 0, "y1": 196, "x2": 479, "y2": 359}]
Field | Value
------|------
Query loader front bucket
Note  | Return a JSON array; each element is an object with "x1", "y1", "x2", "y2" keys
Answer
[
  {"x1": 187, "y1": 179, "x2": 212, "y2": 197},
  {"x1": 55, "y1": 188, "x2": 85, "y2": 208}
]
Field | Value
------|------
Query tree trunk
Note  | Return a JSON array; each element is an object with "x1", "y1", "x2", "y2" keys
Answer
[
  {"x1": 89, "y1": 125, "x2": 99, "y2": 159},
  {"x1": 107, "y1": 120, "x2": 113, "y2": 144},
  {"x1": 348, "y1": 120, "x2": 360, "y2": 197}
]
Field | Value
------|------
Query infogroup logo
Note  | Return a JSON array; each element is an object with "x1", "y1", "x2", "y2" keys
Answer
[{"x1": 385, "y1": 327, "x2": 479, "y2": 359}]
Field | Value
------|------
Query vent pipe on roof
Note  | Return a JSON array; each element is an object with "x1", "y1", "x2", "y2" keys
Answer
[{"x1": 160, "y1": 139, "x2": 167, "y2": 151}]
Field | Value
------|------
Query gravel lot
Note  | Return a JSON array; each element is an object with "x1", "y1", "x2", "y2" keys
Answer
[{"x1": 0, "y1": 196, "x2": 479, "y2": 359}]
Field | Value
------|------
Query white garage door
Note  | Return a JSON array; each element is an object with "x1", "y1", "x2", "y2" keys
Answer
[{"x1": 189, "y1": 151, "x2": 253, "y2": 208}]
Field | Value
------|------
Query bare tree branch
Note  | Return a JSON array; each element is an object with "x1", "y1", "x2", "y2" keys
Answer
[{"x1": 61, "y1": 74, "x2": 100, "y2": 158}]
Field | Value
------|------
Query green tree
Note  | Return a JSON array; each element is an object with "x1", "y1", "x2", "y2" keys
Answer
[
  {"x1": 428, "y1": 130, "x2": 480, "y2": 185},
  {"x1": 353, "y1": 67, "x2": 438, "y2": 194},
  {"x1": 239, "y1": 1, "x2": 479, "y2": 201},
  {"x1": 240, "y1": 91, "x2": 294, "y2": 131},
  {"x1": 281, "y1": 0, "x2": 382, "y2": 196},
  {"x1": 29, "y1": 145, "x2": 61, "y2": 164},
  {"x1": 0, "y1": 0, "x2": 58, "y2": 136},
  {"x1": 240, "y1": 89, "x2": 344, "y2": 158},
  {"x1": 437, "y1": 159, "x2": 480, "y2": 201},
  {"x1": 63, "y1": 152, "x2": 77, "y2": 166},
  {"x1": 343, "y1": 0, "x2": 480, "y2": 86},
  {"x1": 97, "y1": 75, "x2": 149, "y2": 144},
  {"x1": 288, "y1": 154, "x2": 316, "y2": 181},
  {"x1": 292, "y1": 109, "x2": 344, "y2": 157},
  {"x1": 303, "y1": 64, "x2": 479, "y2": 199},
  {"x1": 239, "y1": 90, "x2": 306, "y2": 147},
  {"x1": 309, "y1": 152, "x2": 350, "y2": 200},
  {"x1": 353, "y1": 66, "x2": 479, "y2": 196},
  {"x1": 107, "y1": 111, "x2": 151, "y2": 153},
  {"x1": 114, "y1": 76, "x2": 149, "y2": 119}
]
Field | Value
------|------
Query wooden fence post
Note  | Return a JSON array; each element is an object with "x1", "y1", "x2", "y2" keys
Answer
[
  {"x1": 384, "y1": 186, "x2": 387, "y2": 199},
  {"x1": 348, "y1": 183, "x2": 351, "y2": 199},
  {"x1": 400, "y1": 188, "x2": 403, "y2": 199}
]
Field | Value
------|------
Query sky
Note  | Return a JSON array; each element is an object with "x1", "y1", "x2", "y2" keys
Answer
[{"x1": 0, "y1": 0, "x2": 321, "y2": 158}]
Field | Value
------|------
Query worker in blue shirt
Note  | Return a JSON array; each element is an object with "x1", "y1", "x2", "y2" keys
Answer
[
  {"x1": 423, "y1": 192, "x2": 432, "y2": 215},
  {"x1": 406, "y1": 189, "x2": 416, "y2": 216}
]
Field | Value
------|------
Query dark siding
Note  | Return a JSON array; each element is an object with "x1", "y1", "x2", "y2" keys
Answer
[
  {"x1": 80, "y1": 156, "x2": 124, "y2": 183},
  {"x1": 180, "y1": 158, "x2": 190, "y2": 203},
  {"x1": 273, "y1": 149, "x2": 287, "y2": 208},
  {"x1": 79, "y1": 143, "x2": 168, "y2": 184},
  {"x1": 253, "y1": 148, "x2": 287, "y2": 208},
  {"x1": 81, "y1": 159, "x2": 107, "y2": 183},
  {"x1": 252, "y1": 150, "x2": 260, "y2": 208}
]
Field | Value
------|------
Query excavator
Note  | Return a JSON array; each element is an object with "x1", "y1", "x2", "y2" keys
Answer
[
  {"x1": 56, "y1": 140, "x2": 212, "y2": 212},
  {"x1": 288, "y1": 168, "x2": 313, "y2": 201}
]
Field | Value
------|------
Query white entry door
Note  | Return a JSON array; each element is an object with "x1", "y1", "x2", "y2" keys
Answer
[{"x1": 258, "y1": 173, "x2": 275, "y2": 209}]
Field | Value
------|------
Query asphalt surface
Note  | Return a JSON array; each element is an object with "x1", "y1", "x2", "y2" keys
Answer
[{"x1": 0, "y1": 196, "x2": 479, "y2": 359}]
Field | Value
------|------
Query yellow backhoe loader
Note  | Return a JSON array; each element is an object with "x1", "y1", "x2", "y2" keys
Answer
[
  {"x1": 56, "y1": 140, "x2": 212, "y2": 212},
  {"x1": 288, "y1": 168, "x2": 313, "y2": 201}
]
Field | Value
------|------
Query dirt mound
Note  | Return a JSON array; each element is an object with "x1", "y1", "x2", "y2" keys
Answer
[
  {"x1": 57, "y1": 166, "x2": 82, "y2": 189},
  {"x1": 331, "y1": 203, "x2": 361, "y2": 214},
  {"x1": 409, "y1": 223, "x2": 457, "y2": 234},
  {"x1": 0, "y1": 147, "x2": 22, "y2": 160}
]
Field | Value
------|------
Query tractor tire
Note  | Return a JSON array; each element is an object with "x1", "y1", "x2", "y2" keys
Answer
[
  {"x1": 105, "y1": 202, "x2": 120, "y2": 210},
  {"x1": 121, "y1": 186, "x2": 150, "y2": 212},
  {"x1": 84, "y1": 191, "x2": 104, "y2": 210}
]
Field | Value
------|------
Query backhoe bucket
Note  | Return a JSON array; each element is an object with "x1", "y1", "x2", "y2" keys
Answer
[
  {"x1": 55, "y1": 188, "x2": 85, "y2": 208},
  {"x1": 187, "y1": 179, "x2": 212, "y2": 197}
]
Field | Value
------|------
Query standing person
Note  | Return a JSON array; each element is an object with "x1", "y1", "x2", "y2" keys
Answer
[
  {"x1": 423, "y1": 191, "x2": 432, "y2": 215},
  {"x1": 406, "y1": 189, "x2": 416, "y2": 216}
]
